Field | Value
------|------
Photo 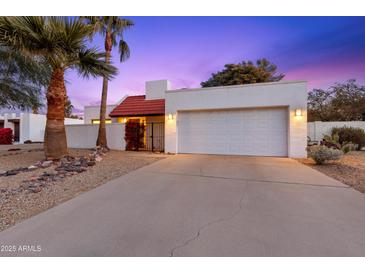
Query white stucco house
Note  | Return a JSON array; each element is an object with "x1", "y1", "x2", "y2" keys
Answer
[
  {"x1": 0, "y1": 112, "x2": 83, "y2": 143},
  {"x1": 78, "y1": 79, "x2": 307, "y2": 158}
]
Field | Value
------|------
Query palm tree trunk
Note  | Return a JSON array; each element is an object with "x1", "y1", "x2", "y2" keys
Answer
[
  {"x1": 96, "y1": 33, "x2": 112, "y2": 148},
  {"x1": 44, "y1": 68, "x2": 68, "y2": 159}
]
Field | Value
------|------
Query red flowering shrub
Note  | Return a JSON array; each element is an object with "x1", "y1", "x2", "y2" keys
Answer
[
  {"x1": 124, "y1": 121, "x2": 145, "y2": 151},
  {"x1": 0, "y1": 128, "x2": 14, "y2": 145}
]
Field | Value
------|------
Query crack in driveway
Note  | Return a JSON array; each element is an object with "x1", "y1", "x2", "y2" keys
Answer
[
  {"x1": 145, "y1": 170, "x2": 349, "y2": 189},
  {"x1": 169, "y1": 184, "x2": 248, "y2": 257}
]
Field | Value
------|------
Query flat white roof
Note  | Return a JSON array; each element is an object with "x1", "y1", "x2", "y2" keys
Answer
[{"x1": 166, "y1": 80, "x2": 307, "y2": 93}]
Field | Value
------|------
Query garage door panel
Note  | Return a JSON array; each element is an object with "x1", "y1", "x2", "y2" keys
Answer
[{"x1": 177, "y1": 108, "x2": 288, "y2": 157}]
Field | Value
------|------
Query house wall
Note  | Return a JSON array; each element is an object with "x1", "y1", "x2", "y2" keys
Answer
[
  {"x1": 18, "y1": 113, "x2": 83, "y2": 143},
  {"x1": 84, "y1": 104, "x2": 117, "y2": 124},
  {"x1": 308, "y1": 121, "x2": 365, "y2": 141},
  {"x1": 146, "y1": 116, "x2": 165, "y2": 123},
  {"x1": 145, "y1": 80, "x2": 171, "y2": 100},
  {"x1": 65, "y1": 123, "x2": 125, "y2": 150},
  {"x1": 165, "y1": 81, "x2": 308, "y2": 158}
]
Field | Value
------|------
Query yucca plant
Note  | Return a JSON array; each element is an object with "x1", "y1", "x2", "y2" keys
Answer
[
  {"x1": 0, "y1": 16, "x2": 117, "y2": 159},
  {"x1": 81, "y1": 16, "x2": 134, "y2": 148}
]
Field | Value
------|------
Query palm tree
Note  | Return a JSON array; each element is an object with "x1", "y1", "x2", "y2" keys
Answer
[
  {"x1": 81, "y1": 16, "x2": 134, "y2": 148},
  {"x1": 0, "y1": 17, "x2": 117, "y2": 159},
  {"x1": 0, "y1": 46, "x2": 51, "y2": 111}
]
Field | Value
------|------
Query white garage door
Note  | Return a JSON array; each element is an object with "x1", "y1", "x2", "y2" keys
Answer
[{"x1": 177, "y1": 108, "x2": 288, "y2": 156}]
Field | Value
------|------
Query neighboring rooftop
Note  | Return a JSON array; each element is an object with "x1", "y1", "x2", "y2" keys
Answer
[{"x1": 109, "y1": 95, "x2": 165, "y2": 117}]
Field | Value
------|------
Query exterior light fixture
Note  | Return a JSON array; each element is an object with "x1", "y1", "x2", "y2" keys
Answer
[
  {"x1": 295, "y1": 109, "x2": 302, "y2": 117},
  {"x1": 168, "y1": 114, "x2": 174, "y2": 120},
  {"x1": 123, "y1": 118, "x2": 127, "y2": 123}
]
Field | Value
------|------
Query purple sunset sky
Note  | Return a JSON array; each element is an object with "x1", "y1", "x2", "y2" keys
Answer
[{"x1": 65, "y1": 16, "x2": 365, "y2": 113}]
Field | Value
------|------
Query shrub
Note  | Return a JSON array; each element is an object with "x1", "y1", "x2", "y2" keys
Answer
[
  {"x1": 124, "y1": 121, "x2": 145, "y2": 151},
  {"x1": 331, "y1": 126, "x2": 365, "y2": 150},
  {"x1": 0, "y1": 128, "x2": 14, "y2": 145},
  {"x1": 307, "y1": 145, "x2": 343, "y2": 165},
  {"x1": 321, "y1": 133, "x2": 358, "y2": 154}
]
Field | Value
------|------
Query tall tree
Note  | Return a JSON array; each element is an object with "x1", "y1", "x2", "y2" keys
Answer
[
  {"x1": 81, "y1": 16, "x2": 134, "y2": 148},
  {"x1": 0, "y1": 46, "x2": 50, "y2": 110},
  {"x1": 201, "y1": 58, "x2": 284, "y2": 87},
  {"x1": 308, "y1": 79, "x2": 365, "y2": 121},
  {"x1": 0, "y1": 17, "x2": 117, "y2": 159}
]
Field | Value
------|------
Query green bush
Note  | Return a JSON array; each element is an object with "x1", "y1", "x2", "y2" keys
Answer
[
  {"x1": 322, "y1": 133, "x2": 358, "y2": 154},
  {"x1": 307, "y1": 145, "x2": 343, "y2": 165},
  {"x1": 331, "y1": 126, "x2": 365, "y2": 150}
]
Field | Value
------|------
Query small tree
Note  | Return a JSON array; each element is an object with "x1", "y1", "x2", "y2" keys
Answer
[
  {"x1": 201, "y1": 58, "x2": 284, "y2": 87},
  {"x1": 308, "y1": 80, "x2": 365, "y2": 122}
]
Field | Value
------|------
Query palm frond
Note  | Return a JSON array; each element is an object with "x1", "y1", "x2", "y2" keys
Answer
[
  {"x1": 79, "y1": 16, "x2": 106, "y2": 37},
  {"x1": 81, "y1": 16, "x2": 133, "y2": 63},
  {"x1": 118, "y1": 40, "x2": 130, "y2": 62},
  {"x1": 0, "y1": 46, "x2": 49, "y2": 109},
  {"x1": 72, "y1": 47, "x2": 118, "y2": 80}
]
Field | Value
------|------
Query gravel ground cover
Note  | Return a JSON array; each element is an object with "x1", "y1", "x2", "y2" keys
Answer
[
  {"x1": 0, "y1": 147, "x2": 165, "y2": 231},
  {"x1": 297, "y1": 151, "x2": 365, "y2": 193}
]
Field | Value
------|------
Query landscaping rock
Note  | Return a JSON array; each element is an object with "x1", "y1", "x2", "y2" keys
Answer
[
  {"x1": 5, "y1": 170, "x2": 19, "y2": 176},
  {"x1": 28, "y1": 165, "x2": 38, "y2": 170},
  {"x1": 41, "y1": 161, "x2": 53, "y2": 168},
  {"x1": 87, "y1": 161, "x2": 96, "y2": 166},
  {"x1": 7, "y1": 148, "x2": 21, "y2": 152},
  {"x1": 29, "y1": 186, "x2": 42, "y2": 193}
]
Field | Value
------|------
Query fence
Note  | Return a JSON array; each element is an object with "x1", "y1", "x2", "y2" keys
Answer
[
  {"x1": 308, "y1": 121, "x2": 365, "y2": 141},
  {"x1": 65, "y1": 123, "x2": 125, "y2": 150}
]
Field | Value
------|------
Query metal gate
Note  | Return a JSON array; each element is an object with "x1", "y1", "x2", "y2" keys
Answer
[{"x1": 144, "y1": 122, "x2": 164, "y2": 152}]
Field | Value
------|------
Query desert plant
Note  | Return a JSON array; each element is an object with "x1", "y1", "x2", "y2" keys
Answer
[
  {"x1": 331, "y1": 126, "x2": 365, "y2": 150},
  {"x1": 124, "y1": 121, "x2": 145, "y2": 151},
  {"x1": 0, "y1": 128, "x2": 13, "y2": 144},
  {"x1": 322, "y1": 133, "x2": 357, "y2": 154},
  {"x1": 307, "y1": 145, "x2": 343, "y2": 165}
]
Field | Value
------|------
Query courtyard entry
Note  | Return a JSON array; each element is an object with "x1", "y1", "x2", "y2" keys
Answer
[
  {"x1": 145, "y1": 122, "x2": 164, "y2": 152},
  {"x1": 125, "y1": 120, "x2": 164, "y2": 152}
]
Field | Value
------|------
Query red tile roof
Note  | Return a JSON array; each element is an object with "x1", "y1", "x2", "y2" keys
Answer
[{"x1": 109, "y1": 95, "x2": 165, "y2": 117}]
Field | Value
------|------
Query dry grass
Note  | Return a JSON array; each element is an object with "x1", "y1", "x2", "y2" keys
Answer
[
  {"x1": 0, "y1": 147, "x2": 165, "y2": 231},
  {"x1": 297, "y1": 151, "x2": 365, "y2": 193}
]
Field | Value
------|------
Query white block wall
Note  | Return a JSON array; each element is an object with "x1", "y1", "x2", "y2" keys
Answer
[
  {"x1": 19, "y1": 113, "x2": 83, "y2": 143},
  {"x1": 165, "y1": 81, "x2": 308, "y2": 158},
  {"x1": 308, "y1": 121, "x2": 365, "y2": 141},
  {"x1": 65, "y1": 123, "x2": 125, "y2": 150}
]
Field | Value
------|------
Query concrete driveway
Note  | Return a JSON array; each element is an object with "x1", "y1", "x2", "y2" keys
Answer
[{"x1": 0, "y1": 154, "x2": 365, "y2": 256}]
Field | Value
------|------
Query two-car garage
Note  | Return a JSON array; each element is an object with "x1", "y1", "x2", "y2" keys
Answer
[
  {"x1": 165, "y1": 81, "x2": 307, "y2": 158},
  {"x1": 177, "y1": 107, "x2": 288, "y2": 157}
]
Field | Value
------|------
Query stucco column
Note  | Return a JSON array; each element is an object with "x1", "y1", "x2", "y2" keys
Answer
[{"x1": 288, "y1": 107, "x2": 307, "y2": 158}]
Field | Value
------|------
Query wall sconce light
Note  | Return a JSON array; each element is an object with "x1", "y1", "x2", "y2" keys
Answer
[
  {"x1": 295, "y1": 108, "x2": 302, "y2": 117},
  {"x1": 122, "y1": 118, "x2": 127, "y2": 123},
  {"x1": 168, "y1": 114, "x2": 174, "y2": 120}
]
